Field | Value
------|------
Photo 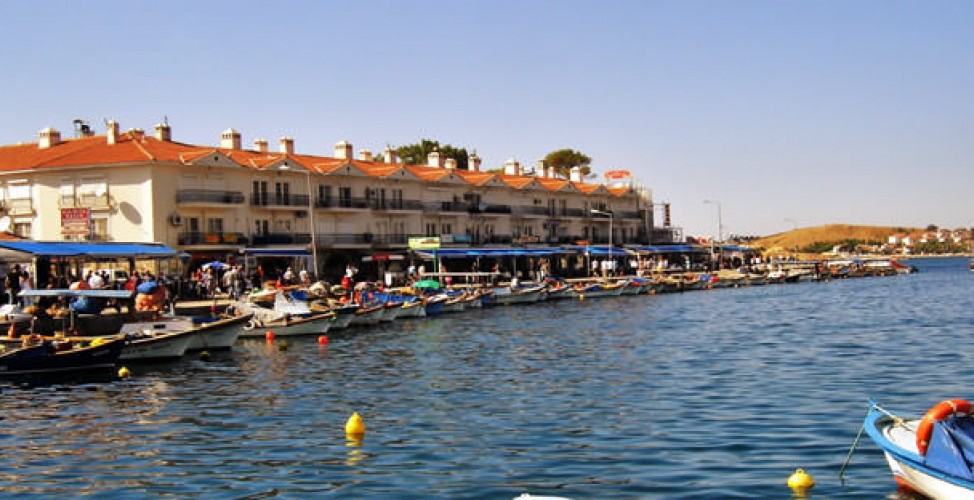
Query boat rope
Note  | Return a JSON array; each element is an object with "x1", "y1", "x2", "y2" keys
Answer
[{"x1": 839, "y1": 407, "x2": 868, "y2": 482}]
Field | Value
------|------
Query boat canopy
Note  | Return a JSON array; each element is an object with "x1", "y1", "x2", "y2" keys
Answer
[{"x1": 0, "y1": 241, "x2": 179, "y2": 259}]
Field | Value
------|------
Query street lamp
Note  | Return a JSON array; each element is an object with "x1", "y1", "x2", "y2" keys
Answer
[
  {"x1": 591, "y1": 208, "x2": 613, "y2": 278},
  {"x1": 703, "y1": 200, "x2": 722, "y2": 270},
  {"x1": 281, "y1": 165, "x2": 318, "y2": 278}
]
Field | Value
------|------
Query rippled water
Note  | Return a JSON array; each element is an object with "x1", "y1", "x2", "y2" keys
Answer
[{"x1": 2, "y1": 257, "x2": 972, "y2": 498}]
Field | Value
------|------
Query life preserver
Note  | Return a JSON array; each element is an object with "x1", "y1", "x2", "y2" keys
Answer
[
  {"x1": 243, "y1": 319, "x2": 259, "y2": 331},
  {"x1": 916, "y1": 399, "x2": 973, "y2": 455}
]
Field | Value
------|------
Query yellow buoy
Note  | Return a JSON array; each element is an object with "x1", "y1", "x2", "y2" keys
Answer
[
  {"x1": 199, "y1": 350, "x2": 211, "y2": 361},
  {"x1": 578, "y1": 294, "x2": 585, "y2": 301},
  {"x1": 345, "y1": 412, "x2": 365, "y2": 439},
  {"x1": 118, "y1": 366, "x2": 131, "y2": 379},
  {"x1": 787, "y1": 468, "x2": 815, "y2": 491}
]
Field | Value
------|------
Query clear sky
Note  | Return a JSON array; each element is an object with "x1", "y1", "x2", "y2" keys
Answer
[{"x1": 1, "y1": 1, "x2": 971, "y2": 238}]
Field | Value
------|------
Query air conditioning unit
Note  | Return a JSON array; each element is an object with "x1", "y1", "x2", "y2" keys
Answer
[{"x1": 168, "y1": 213, "x2": 183, "y2": 226}]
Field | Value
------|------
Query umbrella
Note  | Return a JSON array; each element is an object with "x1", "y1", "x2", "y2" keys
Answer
[
  {"x1": 412, "y1": 280, "x2": 441, "y2": 289},
  {"x1": 202, "y1": 261, "x2": 229, "y2": 271}
]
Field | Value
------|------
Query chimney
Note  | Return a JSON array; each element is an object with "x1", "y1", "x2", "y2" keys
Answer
[
  {"x1": 221, "y1": 128, "x2": 242, "y2": 150},
  {"x1": 154, "y1": 122, "x2": 171, "y2": 141},
  {"x1": 129, "y1": 128, "x2": 145, "y2": 142},
  {"x1": 254, "y1": 138, "x2": 268, "y2": 152},
  {"x1": 38, "y1": 127, "x2": 61, "y2": 149},
  {"x1": 444, "y1": 158, "x2": 457, "y2": 170},
  {"x1": 569, "y1": 166, "x2": 583, "y2": 182},
  {"x1": 535, "y1": 160, "x2": 547, "y2": 178},
  {"x1": 503, "y1": 158, "x2": 520, "y2": 176},
  {"x1": 427, "y1": 150, "x2": 442, "y2": 168},
  {"x1": 279, "y1": 136, "x2": 294, "y2": 154},
  {"x1": 383, "y1": 146, "x2": 398, "y2": 164},
  {"x1": 107, "y1": 120, "x2": 120, "y2": 145},
  {"x1": 358, "y1": 149, "x2": 374, "y2": 162},
  {"x1": 469, "y1": 153, "x2": 481, "y2": 172},
  {"x1": 334, "y1": 140, "x2": 353, "y2": 160}
]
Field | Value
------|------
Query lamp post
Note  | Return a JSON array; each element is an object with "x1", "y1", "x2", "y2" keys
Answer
[
  {"x1": 703, "y1": 200, "x2": 722, "y2": 270},
  {"x1": 591, "y1": 209, "x2": 613, "y2": 278},
  {"x1": 281, "y1": 165, "x2": 317, "y2": 278}
]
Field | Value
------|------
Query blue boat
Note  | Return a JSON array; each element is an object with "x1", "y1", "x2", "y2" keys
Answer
[{"x1": 864, "y1": 399, "x2": 974, "y2": 499}]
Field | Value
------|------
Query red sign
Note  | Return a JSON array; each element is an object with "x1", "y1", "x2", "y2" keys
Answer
[{"x1": 60, "y1": 207, "x2": 90, "y2": 235}]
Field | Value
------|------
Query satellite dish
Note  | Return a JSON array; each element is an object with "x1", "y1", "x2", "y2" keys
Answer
[{"x1": 0, "y1": 216, "x2": 11, "y2": 233}]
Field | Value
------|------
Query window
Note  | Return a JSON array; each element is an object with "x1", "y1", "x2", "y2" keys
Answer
[
  {"x1": 320, "y1": 185, "x2": 332, "y2": 206},
  {"x1": 60, "y1": 181, "x2": 75, "y2": 207},
  {"x1": 91, "y1": 218, "x2": 108, "y2": 240},
  {"x1": 425, "y1": 222, "x2": 436, "y2": 236},
  {"x1": 339, "y1": 187, "x2": 352, "y2": 208},
  {"x1": 254, "y1": 219, "x2": 269, "y2": 235},
  {"x1": 12, "y1": 221, "x2": 31, "y2": 238},
  {"x1": 207, "y1": 218, "x2": 224, "y2": 233},
  {"x1": 8, "y1": 183, "x2": 30, "y2": 200},
  {"x1": 253, "y1": 181, "x2": 268, "y2": 205},
  {"x1": 187, "y1": 217, "x2": 201, "y2": 233}
]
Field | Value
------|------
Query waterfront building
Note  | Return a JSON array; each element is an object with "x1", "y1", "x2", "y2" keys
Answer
[{"x1": 0, "y1": 121, "x2": 681, "y2": 278}]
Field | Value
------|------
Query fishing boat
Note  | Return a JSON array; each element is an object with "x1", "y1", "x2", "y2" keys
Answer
[
  {"x1": 570, "y1": 280, "x2": 626, "y2": 298},
  {"x1": 864, "y1": 399, "x2": 974, "y2": 499},
  {"x1": 0, "y1": 336, "x2": 126, "y2": 379},
  {"x1": 488, "y1": 284, "x2": 546, "y2": 305},
  {"x1": 232, "y1": 294, "x2": 334, "y2": 338}
]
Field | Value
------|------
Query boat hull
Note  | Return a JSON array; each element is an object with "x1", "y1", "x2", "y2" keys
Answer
[{"x1": 0, "y1": 337, "x2": 126, "y2": 378}]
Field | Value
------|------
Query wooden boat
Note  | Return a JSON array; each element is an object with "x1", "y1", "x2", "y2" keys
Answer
[
  {"x1": 864, "y1": 399, "x2": 974, "y2": 499},
  {"x1": 232, "y1": 298, "x2": 334, "y2": 338},
  {"x1": 487, "y1": 285, "x2": 546, "y2": 306},
  {"x1": 570, "y1": 281, "x2": 626, "y2": 298},
  {"x1": 0, "y1": 336, "x2": 126, "y2": 379}
]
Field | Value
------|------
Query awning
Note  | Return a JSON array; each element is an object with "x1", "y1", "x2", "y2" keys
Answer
[
  {"x1": 413, "y1": 247, "x2": 566, "y2": 259},
  {"x1": 243, "y1": 247, "x2": 310, "y2": 257},
  {"x1": 628, "y1": 245, "x2": 711, "y2": 254},
  {"x1": 0, "y1": 241, "x2": 179, "y2": 259},
  {"x1": 564, "y1": 245, "x2": 632, "y2": 256}
]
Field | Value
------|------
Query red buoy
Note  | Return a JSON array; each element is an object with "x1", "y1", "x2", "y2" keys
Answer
[
  {"x1": 266, "y1": 330, "x2": 275, "y2": 341},
  {"x1": 318, "y1": 335, "x2": 329, "y2": 345}
]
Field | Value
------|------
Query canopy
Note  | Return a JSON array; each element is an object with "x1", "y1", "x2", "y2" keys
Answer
[
  {"x1": 413, "y1": 247, "x2": 566, "y2": 259},
  {"x1": 0, "y1": 241, "x2": 179, "y2": 259},
  {"x1": 564, "y1": 245, "x2": 631, "y2": 256},
  {"x1": 628, "y1": 245, "x2": 711, "y2": 254},
  {"x1": 413, "y1": 280, "x2": 442, "y2": 289}
]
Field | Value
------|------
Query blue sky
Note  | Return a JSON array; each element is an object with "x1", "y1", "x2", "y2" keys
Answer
[{"x1": 2, "y1": 1, "x2": 971, "y2": 238}]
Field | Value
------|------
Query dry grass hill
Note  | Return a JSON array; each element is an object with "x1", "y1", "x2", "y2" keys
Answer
[{"x1": 747, "y1": 224, "x2": 916, "y2": 256}]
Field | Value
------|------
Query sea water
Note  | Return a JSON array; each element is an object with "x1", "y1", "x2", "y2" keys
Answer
[{"x1": 1, "y1": 257, "x2": 970, "y2": 498}]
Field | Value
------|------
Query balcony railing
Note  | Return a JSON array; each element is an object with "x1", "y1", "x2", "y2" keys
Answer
[
  {"x1": 250, "y1": 232, "x2": 311, "y2": 245},
  {"x1": 511, "y1": 205, "x2": 549, "y2": 216},
  {"x1": 178, "y1": 232, "x2": 250, "y2": 245},
  {"x1": 250, "y1": 194, "x2": 310, "y2": 208},
  {"x1": 177, "y1": 189, "x2": 246, "y2": 204}
]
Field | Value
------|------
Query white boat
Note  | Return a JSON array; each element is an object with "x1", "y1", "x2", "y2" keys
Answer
[
  {"x1": 865, "y1": 399, "x2": 974, "y2": 499},
  {"x1": 231, "y1": 294, "x2": 334, "y2": 338},
  {"x1": 488, "y1": 285, "x2": 546, "y2": 306},
  {"x1": 350, "y1": 303, "x2": 385, "y2": 326},
  {"x1": 396, "y1": 298, "x2": 427, "y2": 318},
  {"x1": 117, "y1": 321, "x2": 196, "y2": 360}
]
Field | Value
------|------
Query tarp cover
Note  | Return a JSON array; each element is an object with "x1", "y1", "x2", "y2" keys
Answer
[
  {"x1": 0, "y1": 241, "x2": 179, "y2": 258},
  {"x1": 925, "y1": 417, "x2": 974, "y2": 481}
]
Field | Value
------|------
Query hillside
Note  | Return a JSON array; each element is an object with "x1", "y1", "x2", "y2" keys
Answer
[{"x1": 747, "y1": 224, "x2": 915, "y2": 255}]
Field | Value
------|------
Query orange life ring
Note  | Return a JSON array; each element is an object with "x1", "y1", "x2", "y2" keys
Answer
[{"x1": 916, "y1": 399, "x2": 973, "y2": 455}]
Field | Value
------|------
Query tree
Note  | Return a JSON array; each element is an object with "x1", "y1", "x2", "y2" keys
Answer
[
  {"x1": 396, "y1": 139, "x2": 471, "y2": 169},
  {"x1": 926, "y1": 224, "x2": 939, "y2": 232},
  {"x1": 543, "y1": 149, "x2": 592, "y2": 178}
]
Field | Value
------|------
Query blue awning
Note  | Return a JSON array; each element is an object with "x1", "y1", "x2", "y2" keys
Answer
[
  {"x1": 628, "y1": 245, "x2": 711, "y2": 254},
  {"x1": 564, "y1": 245, "x2": 631, "y2": 256},
  {"x1": 0, "y1": 241, "x2": 179, "y2": 258},
  {"x1": 414, "y1": 247, "x2": 566, "y2": 259}
]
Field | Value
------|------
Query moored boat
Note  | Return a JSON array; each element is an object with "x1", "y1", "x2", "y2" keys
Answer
[
  {"x1": 0, "y1": 336, "x2": 126, "y2": 379},
  {"x1": 864, "y1": 399, "x2": 974, "y2": 499}
]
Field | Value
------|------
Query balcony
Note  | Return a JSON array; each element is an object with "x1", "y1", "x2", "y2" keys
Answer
[
  {"x1": 369, "y1": 198, "x2": 424, "y2": 212},
  {"x1": 177, "y1": 189, "x2": 246, "y2": 206},
  {"x1": 7, "y1": 198, "x2": 33, "y2": 216},
  {"x1": 511, "y1": 205, "x2": 549, "y2": 217},
  {"x1": 251, "y1": 194, "x2": 311, "y2": 209},
  {"x1": 178, "y1": 232, "x2": 250, "y2": 246},
  {"x1": 250, "y1": 232, "x2": 311, "y2": 245},
  {"x1": 315, "y1": 197, "x2": 371, "y2": 210},
  {"x1": 421, "y1": 201, "x2": 471, "y2": 213}
]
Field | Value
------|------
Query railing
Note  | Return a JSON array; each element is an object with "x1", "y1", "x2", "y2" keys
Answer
[
  {"x1": 178, "y1": 232, "x2": 250, "y2": 245},
  {"x1": 250, "y1": 194, "x2": 310, "y2": 207},
  {"x1": 177, "y1": 189, "x2": 246, "y2": 204},
  {"x1": 511, "y1": 205, "x2": 549, "y2": 216}
]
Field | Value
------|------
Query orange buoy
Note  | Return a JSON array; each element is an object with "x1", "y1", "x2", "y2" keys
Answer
[
  {"x1": 318, "y1": 335, "x2": 329, "y2": 345},
  {"x1": 266, "y1": 330, "x2": 275, "y2": 341},
  {"x1": 917, "y1": 399, "x2": 973, "y2": 454}
]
